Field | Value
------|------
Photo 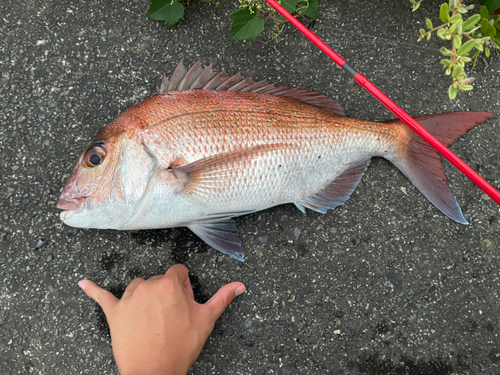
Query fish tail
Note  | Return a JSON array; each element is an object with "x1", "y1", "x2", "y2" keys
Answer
[{"x1": 385, "y1": 111, "x2": 495, "y2": 224}]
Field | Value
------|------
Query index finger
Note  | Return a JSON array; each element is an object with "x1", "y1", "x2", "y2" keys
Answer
[{"x1": 79, "y1": 279, "x2": 119, "y2": 316}]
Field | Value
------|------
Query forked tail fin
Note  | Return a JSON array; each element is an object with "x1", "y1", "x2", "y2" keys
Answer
[{"x1": 385, "y1": 111, "x2": 495, "y2": 224}]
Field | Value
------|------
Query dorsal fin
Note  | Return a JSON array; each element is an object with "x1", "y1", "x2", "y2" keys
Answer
[{"x1": 158, "y1": 60, "x2": 346, "y2": 116}]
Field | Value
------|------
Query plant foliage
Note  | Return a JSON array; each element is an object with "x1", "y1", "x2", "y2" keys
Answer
[
  {"x1": 147, "y1": 0, "x2": 318, "y2": 41},
  {"x1": 146, "y1": 0, "x2": 498, "y2": 100},
  {"x1": 229, "y1": 8, "x2": 265, "y2": 41},
  {"x1": 147, "y1": 0, "x2": 185, "y2": 28},
  {"x1": 412, "y1": 0, "x2": 500, "y2": 99}
]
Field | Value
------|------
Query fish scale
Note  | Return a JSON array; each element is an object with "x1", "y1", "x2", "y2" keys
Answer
[{"x1": 57, "y1": 60, "x2": 495, "y2": 260}]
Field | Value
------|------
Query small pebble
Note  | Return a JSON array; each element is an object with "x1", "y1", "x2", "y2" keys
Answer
[
  {"x1": 258, "y1": 236, "x2": 268, "y2": 244},
  {"x1": 46, "y1": 254, "x2": 53, "y2": 262},
  {"x1": 35, "y1": 238, "x2": 47, "y2": 249}
]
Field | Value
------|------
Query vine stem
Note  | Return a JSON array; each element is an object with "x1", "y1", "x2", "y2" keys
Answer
[{"x1": 419, "y1": 23, "x2": 448, "y2": 40}]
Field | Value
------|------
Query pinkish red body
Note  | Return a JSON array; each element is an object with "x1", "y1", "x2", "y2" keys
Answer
[{"x1": 57, "y1": 61, "x2": 494, "y2": 260}]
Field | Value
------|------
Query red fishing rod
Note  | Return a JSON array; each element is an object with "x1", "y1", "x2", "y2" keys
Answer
[{"x1": 265, "y1": 0, "x2": 500, "y2": 206}]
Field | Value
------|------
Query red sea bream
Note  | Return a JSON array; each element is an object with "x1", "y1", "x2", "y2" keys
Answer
[{"x1": 57, "y1": 60, "x2": 494, "y2": 260}]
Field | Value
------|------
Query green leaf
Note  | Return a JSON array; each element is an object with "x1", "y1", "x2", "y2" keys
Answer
[
  {"x1": 478, "y1": 0, "x2": 500, "y2": 13},
  {"x1": 427, "y1": 32, "x2": 431, "y2": 40},
  {"x1": 409, "y1": 0, "x2": 416, "y2": 4},
  {"x1": 452, "y1": 65, "x2": 464, "y2": 78},
  {"x1": 412, "y1": 3, "x2": 421, "y2": 11},
  {"x1": 437, "y1": 28, "x2": 447, "y2": 39},
  {"x1": 480, "y1": 5, "x2": 490, "y2": 20},
  {"x1": 449, "y1": 14, "x2": 462, "y2": 23},
  {"x1": 462, "y1": 14, "x2": 481, "y2": 31},
  {"x1": 457, "y1": 39, "x2": 477, "y2": 55},
  {"x1": 440, "y1": 46, "x2": 453, "y2": 56},
  {"x1": 449, "y1": 19, "x2": 462, "y2": 34},
  {"x1": 475, "y1": 39, "x2": 484, "y2": 51},
  {"x1": 471, "y1": 50, "x2": 480, "y2": 68},
  {"x1": 281, "y1": 0, "x2": 298, "y2": 14},
  {"x1": 278, "y1": 0, "x2": 298, "y2": 21},
  {"x1": 230, "y1": 8, "x2": 265, "y2": 41},
  {"x1": 454, "y1": 35, "x2": 462, "y2": 48},
  {"x1": 426, "y1": 18, "x2": 433, "y2": 29},
  {"x1": 481, "y1": 17, "x2": 497, "y2": 37},
  {"x1": 449, "y1": 85, "x2": 458, "y2": 99},
  {"x1": 147, "y1": 0, "x2": 184, "y2": 28},
  {"x1": 486, "y1": 46, "x2": 491, "y2": 56},
  {"x1": 440, "y1": 3, "x2": 450, "y2": 23},
  {"x1": 301, "y1": 0, "x2": 319, "y2": 20},
  {"x1": 441, "y1": 59, "x2": 453, "y2": 67},
  {"x1": 461, "y1": 84, "x2": 474, "y2": 90}
]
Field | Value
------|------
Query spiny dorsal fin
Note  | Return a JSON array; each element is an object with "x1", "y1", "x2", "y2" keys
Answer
[{"x1": 159, "y1": 59, "x2": 346, "y2": 116}]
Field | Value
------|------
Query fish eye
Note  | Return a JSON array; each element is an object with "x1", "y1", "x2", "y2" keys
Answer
[{"x1": 83, "y1": 145, "x2": 107, "y2": 168}]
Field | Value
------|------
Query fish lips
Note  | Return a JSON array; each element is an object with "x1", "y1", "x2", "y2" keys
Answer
[{"x1": 57, "y1": 196, "x2": 86, "y2": 218}]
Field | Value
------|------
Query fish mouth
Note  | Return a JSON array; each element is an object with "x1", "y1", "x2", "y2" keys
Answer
[{"x1": 56, "y1": 196, "x2": 86, "y2": 213}]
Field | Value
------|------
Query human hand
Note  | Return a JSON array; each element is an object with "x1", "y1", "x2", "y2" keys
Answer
[{"x1": 78, "y1": 264, "x2": 246, "y2": 375}]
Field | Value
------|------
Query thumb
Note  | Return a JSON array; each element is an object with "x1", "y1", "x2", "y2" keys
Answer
[
  {"x1": 204, "y1": 282, "x2": 246, "y2": 322},
  {"x1": 79, "y1": 279, "x2": 119, "y2": 316}
]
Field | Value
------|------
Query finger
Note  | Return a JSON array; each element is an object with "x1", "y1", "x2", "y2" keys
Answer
[
  {"x1": 121, "y1": 278, "x2": 145, "y2": 299},
  {"x1": 203, "y1": 282, "x2": 246, "y2": 322},
  {"x1": 163, "y1": 264, "x2": 195, "y2": 299},
  {"x1": 163, "y1": 264, "x2": 190, "y2": 285},
  {"x1": 79, "y1": 279, "x2": 119, "y2": 315}
]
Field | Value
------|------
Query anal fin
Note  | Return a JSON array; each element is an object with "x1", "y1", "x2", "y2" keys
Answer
[{"x1": 297, "y1": 159, "x2": 371, "y2": 214}]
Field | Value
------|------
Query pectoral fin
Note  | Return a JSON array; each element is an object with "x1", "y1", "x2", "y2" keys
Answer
[
  {"x1": 177, "y1": 144, "x2": 294, "y2": 198},
  {"x1": 187, "y1": 214, "x2": 254, "y2": 261},
  {"x1": 294, "y1": 202, "x2": 306, "y2": 213},
  {"x1": 297, "y1": 159, "x2": 371, "y2": 214}
]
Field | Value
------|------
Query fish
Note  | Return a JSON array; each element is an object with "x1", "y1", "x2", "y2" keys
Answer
[{"x1": 57, "y1": 60, "x2": 495, "y2": 261}]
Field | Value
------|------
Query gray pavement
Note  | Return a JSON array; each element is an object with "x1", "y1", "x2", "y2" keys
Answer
[{"x1": 1, "y1": 0, "x2": 500, "y2": 374}]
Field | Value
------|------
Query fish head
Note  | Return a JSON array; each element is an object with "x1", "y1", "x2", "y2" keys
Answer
[
  {"x1": 57, "y1": 135, "x2": 133, "y2": 229},
  {"x1": 57, "y1": 98, "x2": 185, "y2": 230}
]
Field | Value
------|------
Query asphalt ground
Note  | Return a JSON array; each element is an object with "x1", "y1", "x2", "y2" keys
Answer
[{"x1": 1, "y1": 0, "x2": 499, "y2": 374}]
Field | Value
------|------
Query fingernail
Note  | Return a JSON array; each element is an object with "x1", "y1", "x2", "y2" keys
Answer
[
  {"x1": 78, "y1": 280, "x2": 87, "y2": 291},
  {"x1": 235, "y1": 285, "x2": 246, "y2": 297}
]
